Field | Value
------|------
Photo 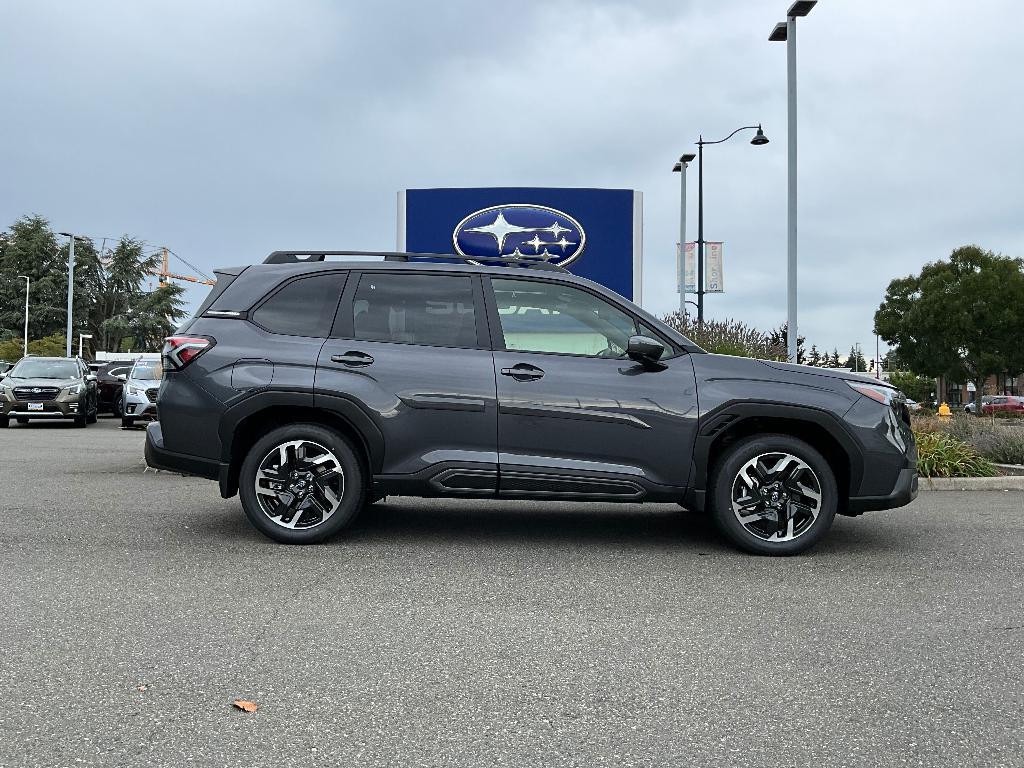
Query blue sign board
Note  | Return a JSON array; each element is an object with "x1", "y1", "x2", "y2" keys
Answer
[{"x1": 398, "y1": 187, "x2": 643, "y2": 303}]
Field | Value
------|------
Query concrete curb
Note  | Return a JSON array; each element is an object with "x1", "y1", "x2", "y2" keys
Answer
[{"x1": 919, "y1": 475, "x2": 1024, "y2": 491}]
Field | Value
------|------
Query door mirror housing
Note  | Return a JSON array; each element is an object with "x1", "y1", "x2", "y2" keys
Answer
[
  {"x1": 626, "y1": 335, "x2": 666, "y2": 369},
  {"x1": 86, "y1": 374, "x2": 97, "y2": 382}
]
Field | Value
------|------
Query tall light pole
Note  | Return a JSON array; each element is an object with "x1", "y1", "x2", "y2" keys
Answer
[
  {"x1": 672, "y1": 153, "x2": 696, "y2": 316},
  {"x1": 16, "y1": 275, "x2": 30, "y2": 357},
  {"x1": 694, "y1": 125, "x2": 769, "y2": 324},
  {"x1": 57, "y1": 232, "x2": 88, "y2": 358},
  {"x1": 770, "y1": 0, "x2": 816, "y2": 363}
]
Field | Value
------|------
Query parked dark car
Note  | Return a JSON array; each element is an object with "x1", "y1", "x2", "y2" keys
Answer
[
  {"x1": 0, "y1": 356, "x2": 98, "y2": 427},
  {"x1": 981, "y1": 395, "x2": 1024, "y2": 416},
  {"x1": 94, "y1": 360, "x2": 136, "y2": 416},
  {"x1": 145, "y1": 250, "x2": 918, "y2": 556}
]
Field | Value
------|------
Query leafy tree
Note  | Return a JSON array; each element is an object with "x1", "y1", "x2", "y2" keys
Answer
[
  {"x1": 889, "y1": 370, "x2": 934, "y2": 403},
  {"x1": 0, "y1": 218, "x2": 187, "y2": 357},
  {"x1": 874, "y1": 246, "x2": 1024, "y2": 394},
  {"x1": 768, "y1": 323, "x2": 807, "y2": 364},
  {"x1": 847, "y1": 345, "x2": 868, "y2": 373},
  {"x1": 661, "y1": 312, "x2": 785, "y2": 360}
]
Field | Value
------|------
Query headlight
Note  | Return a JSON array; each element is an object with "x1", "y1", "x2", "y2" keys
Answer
[
  {"x1": 64, "y1": 383, "x2": 82, "y2": 396},
  {"x1": 847, "y1": 381, "x2": 899, "y2": 406},
  {"x1": 128, "y1": 385, "x2": 144, "y2": 396}
]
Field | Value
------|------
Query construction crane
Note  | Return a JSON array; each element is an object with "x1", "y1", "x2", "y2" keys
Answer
[{"x1": 155, "y1": 248, "x2": 215, "y2": 288}]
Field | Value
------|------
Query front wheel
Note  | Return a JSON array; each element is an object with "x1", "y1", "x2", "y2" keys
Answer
[
  {"x1": 709, "y1": 434, "x2": 837, "y2": 556},
  {"x1": 238, "y1": 424, "x2": 365, "y2": 544},
  {"x1": 121, "y1": 417, "x2": 135, "y2": 429},
  {"x1": 112, "y1": 394, "x2": 124, "y2": 418}
]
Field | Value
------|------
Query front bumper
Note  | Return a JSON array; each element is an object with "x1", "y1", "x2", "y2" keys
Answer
[
  {"x1": 1, "y1": 397, "x2": 84, "y2": 419},
  {"x1": 123, "y1": 390, "x2": 158, "y2": 420},
  {"x1": 847, "y1": 467, "x2": 919, "y2": 513}
]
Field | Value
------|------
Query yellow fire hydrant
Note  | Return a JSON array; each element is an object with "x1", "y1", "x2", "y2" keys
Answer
[{"x1": 938, "y1": 402, "x2": 952, "y2": 419}]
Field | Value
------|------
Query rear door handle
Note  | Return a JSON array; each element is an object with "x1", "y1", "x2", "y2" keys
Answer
[
  {"x1": 500, "y1": 363, "x2": 544, "y2": 381},
  {"x1": 331, "y1": 351, "x2": 374, "y2": 367}
]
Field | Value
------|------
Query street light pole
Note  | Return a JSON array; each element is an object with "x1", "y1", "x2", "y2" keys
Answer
[
  {"x1": 16, "y1": 275, "x2": 30, "y2": 357},
  {"x1": 694, "y1": 125, "x2": 770, "y2": 325},
  {"x1": 672, "y1": 154, "x2": 696, "y2": 316},
  {"x1": 770, "y1": 0, "x2": 816, "y2": 363}
]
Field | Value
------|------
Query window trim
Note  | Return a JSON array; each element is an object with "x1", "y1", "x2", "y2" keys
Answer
[
  {"x1": 249, "y1": 271, "x2": 349, "y2": 339},
  {"x1": 482, "y1": 274, "x2": 683, "y2": 360},
  {"x1": 330, "y1": 269, "x2": 489, "y2": 351}
]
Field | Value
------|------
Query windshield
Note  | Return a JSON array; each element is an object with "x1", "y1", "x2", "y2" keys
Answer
[
  {"x1": 130, "y1": 359, "x2": 163, "y2": 381},
  {"x1": 10, "y1": 359, "x2": 79, "y2": 379}
]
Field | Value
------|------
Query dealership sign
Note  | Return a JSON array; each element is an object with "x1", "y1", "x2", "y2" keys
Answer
[{"x1": 398, "y1": 188, "x2": 643, "y2": 303}]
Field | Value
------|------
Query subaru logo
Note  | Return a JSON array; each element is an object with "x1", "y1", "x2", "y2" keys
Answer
[
  {"x1": 453, "y1": 204, "x2": 586, "y2": 267},
  {"x1": 31, "y1": 388, "x2": 41, "y2": 393}
]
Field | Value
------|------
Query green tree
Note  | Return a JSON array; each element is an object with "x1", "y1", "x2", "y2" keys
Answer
[
  {"x1": 874, "y1": 245, "x2": 1024, "y2": 394},
  {"x1": 847, "y1": 345, "x2": 868, "y2": 373},
  {"x1": 807, "y1": 344, "x2": 822, "y2": 367},
  {"x1": 889, "y1": 371, "x2": 934, "y2": 403}
]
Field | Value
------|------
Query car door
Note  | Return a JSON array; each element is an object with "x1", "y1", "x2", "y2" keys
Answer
[
  {"x1": 316, "y1": 270, "x2": 498, "y2": 493},
  {"x1": 485, "y1": 275, "x2": 698, "y2": 500}
]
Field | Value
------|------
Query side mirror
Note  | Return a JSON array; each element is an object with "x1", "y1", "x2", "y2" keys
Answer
[
  {"x1": 86, "y1": 374, "x2": 97, "y2": 382},
  {"x1": 626, "y1": 335, "x2": 666, "y2": 369}
]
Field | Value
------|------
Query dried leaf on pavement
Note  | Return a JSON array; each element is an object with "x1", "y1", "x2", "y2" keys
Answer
[{"x1": 233, "y1": 699, "x2": 258, "y2": 713}]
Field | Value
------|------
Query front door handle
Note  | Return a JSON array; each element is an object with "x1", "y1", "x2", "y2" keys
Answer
[
  {"x1": 331, "y1": 351, "x2": 374, "y2": 367},
  {"x1": 500, "y1": 363, "x2": 545, "y2": 381}
]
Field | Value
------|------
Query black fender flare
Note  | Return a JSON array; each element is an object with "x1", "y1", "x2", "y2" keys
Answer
[{"x1": 688, "y1": 400, "x2": 865, "y2": 505}]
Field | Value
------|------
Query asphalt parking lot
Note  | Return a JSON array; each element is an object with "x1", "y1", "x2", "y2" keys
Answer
[{"x1": 1, "y1": 418, "x2": 1022, "y2": 768}]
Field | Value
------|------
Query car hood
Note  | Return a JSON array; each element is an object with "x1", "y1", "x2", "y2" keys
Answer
[
  {"x1": 758, "y1": 359, "x2": 894, "y2": 387},
  {"x1": 128, "y1": 378, "x2": 160, "y2": 389},
  {"x1": 700, "y1": 354, "x2": 897, "y2": 389}
]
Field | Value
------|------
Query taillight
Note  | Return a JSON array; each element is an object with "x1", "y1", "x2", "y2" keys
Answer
[{"x1": 163, "y1": 336, "x2": 215, "y2": 370}]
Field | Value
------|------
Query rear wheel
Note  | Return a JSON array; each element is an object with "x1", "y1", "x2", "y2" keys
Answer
[
  {"x1": 709, "y1": 434, "x2": 837, "y2": 556},
  {"x1": 238, "y1": 424, "x2": 365, "y2": 544}
]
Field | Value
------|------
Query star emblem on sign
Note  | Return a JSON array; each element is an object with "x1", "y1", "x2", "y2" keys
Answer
[{"x1": 453, "y1": 204, "x2": 587, "y2": 267}]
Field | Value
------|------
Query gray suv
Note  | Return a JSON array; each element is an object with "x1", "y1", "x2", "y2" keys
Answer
[{"x1": 145, "y1": 251, "x2": 918, "y2": 555}]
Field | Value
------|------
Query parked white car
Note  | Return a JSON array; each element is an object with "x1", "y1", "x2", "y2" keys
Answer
[{"x1": 121, "y1": 357, "x2": 162, "y2": 428}]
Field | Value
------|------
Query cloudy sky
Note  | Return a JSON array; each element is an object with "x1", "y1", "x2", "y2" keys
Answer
[{"x1": 2, "y1": 0, "x2": 1021, "y2": 355}]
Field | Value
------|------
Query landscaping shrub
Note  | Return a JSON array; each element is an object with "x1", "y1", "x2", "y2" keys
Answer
[{"x1": 914, "y1": 431, "x2": 997, "y2": 478}]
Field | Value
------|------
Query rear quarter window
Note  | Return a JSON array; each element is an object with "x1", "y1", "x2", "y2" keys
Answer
[{"x1": 251, "y1": 273, "x2": 347, "y2": 337}]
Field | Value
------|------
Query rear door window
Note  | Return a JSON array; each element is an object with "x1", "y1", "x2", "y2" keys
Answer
[{"x1": 351, "y1": 273, "x2": 478, "y2": 348}]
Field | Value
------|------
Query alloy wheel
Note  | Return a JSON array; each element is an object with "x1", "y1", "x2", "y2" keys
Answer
[
  {"x1": 730, "y1": 451, "x2": 822, "y2": 542},
  {"x1": 253, "y1": 440, "x2": 345, "y2": 530}
]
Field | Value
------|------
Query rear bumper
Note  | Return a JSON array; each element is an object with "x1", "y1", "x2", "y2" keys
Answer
[
  {"x1": 145, "y1": 421, "x2": 221, "y2": 481},
  {"x1": 847, "y1": 467, "x2": 919, "y2": 513}
]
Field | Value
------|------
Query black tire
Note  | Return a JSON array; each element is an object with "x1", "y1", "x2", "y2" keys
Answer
[
  {"x1": 16, "y1": 416, "x2": 29, "y2": 425},
  {"x1": 709, "y1": 434, "x2": 837, "y2": 556},
  {"x1": 74, "y1": 414, "x2": 88, "y2": 428},
  {"x1": 112, "y1": 394, "x2": 124, "y2": 418},
  {"x1": 238, "y1": 423, "x2": 365, "y2": 544},
  {"x1": 0, "y1": 417, "x2": 8, "y2": 428},
  {"x1": 121, "y1": 417, "x2": 134, "y2": 429},
  {"x1": 87, "y1": 403, "x2": 98, "y2": 424}
]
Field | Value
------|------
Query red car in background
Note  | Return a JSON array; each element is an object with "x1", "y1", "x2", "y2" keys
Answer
[{"x1": 981, "y1": 395, "x2": 1024, "y2": 416}]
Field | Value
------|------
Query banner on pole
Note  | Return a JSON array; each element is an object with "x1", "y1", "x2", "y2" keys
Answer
[
  {"x1": 683, "y1": 242, "x2": 697, "y2": 293},
  {"x1": 705, "y1": 242, "x2": 724, "y2": 293}
]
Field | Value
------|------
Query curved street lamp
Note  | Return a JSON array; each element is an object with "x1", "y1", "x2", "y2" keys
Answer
[{"x1": 694, "y1": 125, "x2": 769, "y2": 324}]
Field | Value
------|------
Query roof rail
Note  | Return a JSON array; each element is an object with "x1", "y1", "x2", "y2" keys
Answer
[{"x1": 262, "y1": 250, "x2": 568, "y2": 273}]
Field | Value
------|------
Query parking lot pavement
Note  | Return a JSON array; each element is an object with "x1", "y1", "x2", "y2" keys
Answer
[{"x1": 1, "y1": 418, "x2": 1022, "y2": 768}]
